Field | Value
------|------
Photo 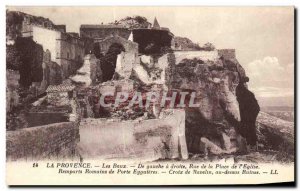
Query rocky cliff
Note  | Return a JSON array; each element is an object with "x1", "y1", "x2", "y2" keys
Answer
[
  {"x1": 256, "y1": 112, "x2": 294, "y2": 162},
  {"x1": 116, "y1": 49, "x2": 260, "y2": 156},
  {"x1": 144, "y1": 51, "x2": 261, "y2": 155}
]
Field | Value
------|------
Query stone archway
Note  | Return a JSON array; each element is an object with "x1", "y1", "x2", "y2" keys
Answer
[
  {"x1": 100, "y1": 43, "x2": 125, "y2": 82},
  {"x1": 96, "y1": 35, "x2": 138, "y2": 55},
  {"x1": 93, "y1": 35, "x2": 138, "y2": 82}
]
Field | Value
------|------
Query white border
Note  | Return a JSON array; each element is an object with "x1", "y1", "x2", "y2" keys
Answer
[{"x1": 0, "y1": 1, "x2": 298, "y2": 190}]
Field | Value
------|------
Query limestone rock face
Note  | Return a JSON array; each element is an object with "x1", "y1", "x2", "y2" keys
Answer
[{"x1": 167, "y1": 53, "x2": 260, "y2": 155}]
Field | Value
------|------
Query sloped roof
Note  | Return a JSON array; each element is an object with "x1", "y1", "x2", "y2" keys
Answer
[{"x1": 46, "y1": 84, "x2": 75, "y2": 93}]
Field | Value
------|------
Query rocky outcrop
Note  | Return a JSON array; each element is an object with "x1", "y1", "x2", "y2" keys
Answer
[
  {"x1": 125, "y1": 50, "x2": 260, "y2": 156},
  {"x1": 236, "y1": 82, "x2": 260, "y2": 146},
  {"x1": 256, "y1": 112, "x2": 294, "y2": 162},
  {"x1": 167, "y1": 53, "x2": 260, "y2": 155}
]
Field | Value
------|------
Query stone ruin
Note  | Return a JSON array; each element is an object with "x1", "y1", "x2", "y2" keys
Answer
[
  {"x1": 49, "y1": 17, "x2": 259, "y2": 160},
  {"x1": 74, "y1": 43, "x2": 259, "y2": 161},
  {"x1": 6, "y1": 12, "x2": 261, "y2": 161}
]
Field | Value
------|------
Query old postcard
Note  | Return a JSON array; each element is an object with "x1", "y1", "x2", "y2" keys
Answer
[{"x1": 6, "y1": 6, "x2": 295, "y2": 185}]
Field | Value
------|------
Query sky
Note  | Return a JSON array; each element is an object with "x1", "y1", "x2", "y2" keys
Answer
[{"x1": 7, "y1": 6, "x2": 294, "y2": 107}]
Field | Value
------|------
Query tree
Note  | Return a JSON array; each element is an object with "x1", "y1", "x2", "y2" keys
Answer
[
  {"x1": 202, "y1": 42, "x2": 216, "y2": 51},
  {"x1": 12, "y1": 37, "x2": 43, "y2": 87},
  {"x1": 6, "y1": 45, "x2": 21, "y2": 70}
]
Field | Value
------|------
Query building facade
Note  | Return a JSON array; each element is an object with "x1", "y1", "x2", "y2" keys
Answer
[
  {"x1": 80, "y1": 25, "x2": 131, "y2": 40},
  {"x1": 22, "y1": 23, "x2": 85, "y2": 80}
]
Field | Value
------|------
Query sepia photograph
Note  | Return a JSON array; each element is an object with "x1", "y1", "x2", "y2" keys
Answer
[{"x1": 5, "y1": 6, "x2": 295, "y2": 186}]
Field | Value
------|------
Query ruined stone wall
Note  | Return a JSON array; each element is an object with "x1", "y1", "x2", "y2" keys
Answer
[
  {"x1": 6, "y1": 122, "x2": 79, "y2": 161},
  {"x1": 56, "y1": 32, "x2": 85, "y2": 78},
  {"x1": 82, "y1": 37, "x2": 95, "y2": 54},
  {"x1": 132, "y1": 54, "x2": 172, "y2": 87},
  {"x1": 26, "y1": 112, "x2": 69, "y2": 127},
  {"x1": 9, "y1": 13, "x2": 85, "y2": 80},
  {"x1": 31, "y1": 25, "x2": 60, "y2": 61},
  {"x1": 173, "y1": 51, "x2": 219, "y2": 64},
  {"x1": 115, "y1": 51, "x2": 138, "y2": 79},
  {"x1": 42, "y1": 50, "x2": 63, "y2": 85},
  {"x1": 98, "y1": 79, "x2": 134, "y2": 95},
  {"x1": 80, "y1": 26, "x2": 131, "y2": 40},
  {"x1": 97, "y1": 36, "x2": 138, "y2": 55},
  {"x1": 47, "y1": 92, "x2": 70, "y2": 106},
  {"x1": 70, "y1": 54, "x2": 102, "y2": 86},
  {"x1": 218, "y1": 49, "x2": 236, "y2": 60},
  {"x1": 46, "y1": 61, "x2": 63, "y2": 85},
  {"x1": 56, "y1": 25, "x2": 66, "y2": 33},
  {"x1": 88, "y1": 54, "x2": 102, "y2": 84},
  {"x1": 30, "y1": 25, "x2": 85, "y2": 79},
  {"x1": 77, "y1": 109, "x2": 188, "y2": 161},
  {"x1": 20, "y1": 19, "x2": 32, "y2": 37}
]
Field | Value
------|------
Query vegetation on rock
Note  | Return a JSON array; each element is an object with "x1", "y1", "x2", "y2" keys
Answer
[
  {"x1": 110, "y1": 16, "x2": 152, "y2": 29},
  {"x1": 7, "y1": 37, "x2": 43, "y2": 87}
]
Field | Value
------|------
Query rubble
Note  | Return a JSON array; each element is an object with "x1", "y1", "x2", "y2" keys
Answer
[
  {"x1": 6, "y1": 11, "x2": 266, "y2": 162},
  {"x1": 77, "y1": 109, "x2": 188, "y2": 161},
  {"x1": 70, "y1": 54, "x2": 102, "y2": 87}
]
